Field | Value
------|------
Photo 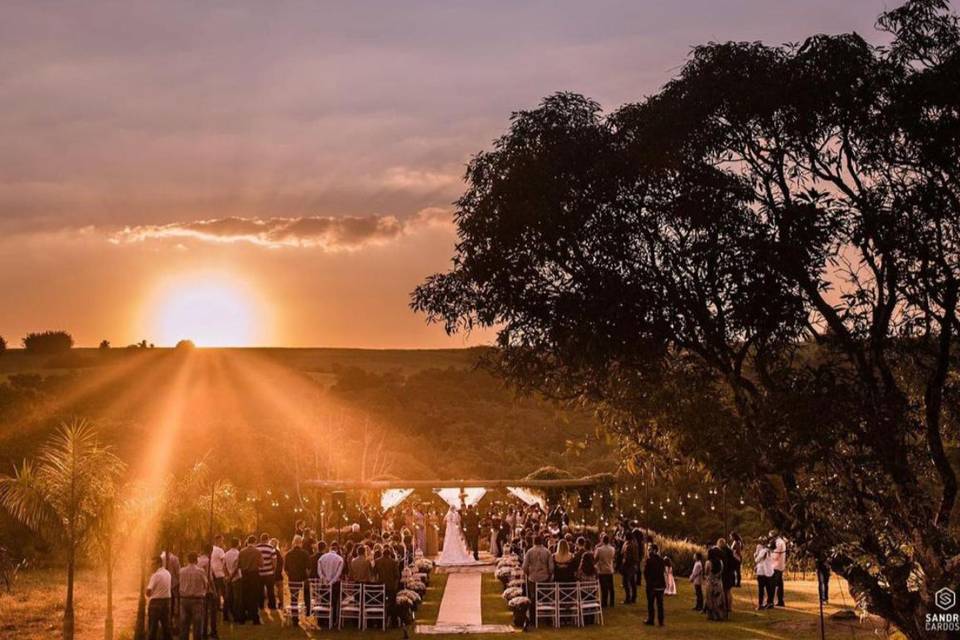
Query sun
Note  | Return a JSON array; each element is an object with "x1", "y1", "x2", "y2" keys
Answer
[{"x1": 144, "y1": 273, "x2": 266, "y2": 347}]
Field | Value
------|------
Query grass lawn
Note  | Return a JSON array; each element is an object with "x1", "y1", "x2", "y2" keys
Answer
[
  {"x1": 1, "y1": 567, "x2": 900, "y2": 640},
  {"x1": 479, "y1": 572, "x2": 900, "y2": 640}
]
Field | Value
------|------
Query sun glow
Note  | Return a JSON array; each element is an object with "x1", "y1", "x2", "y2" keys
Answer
[{"x1": 144, "y1": 273, "x2": 267, "y2": 347}]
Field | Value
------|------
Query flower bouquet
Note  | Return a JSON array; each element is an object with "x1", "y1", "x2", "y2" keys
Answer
[
  {"x1": 415, "y1": 558, "x2": 435, "y2": 574},
  {"x1": 507, "y1": 578, "x2": 525, "y2": 590},
  {"x1": 398, "y1": 588, "x2": 422, "y2": 611},
  {"x1": 403, "y1": 578, "x2": 427, "y2": 596},
  {"x1": 396, "y1": 591, "x2": 417, "y2": 627},
  {"x1": 508, "y1": 596, "x2": 531, "y2": 628},
  {"x1": 495, "y1": 566, "x2": 514, "y2": 587},
  {"x1": 502, "y1": 586, "x2": 523, "y2": 602}
]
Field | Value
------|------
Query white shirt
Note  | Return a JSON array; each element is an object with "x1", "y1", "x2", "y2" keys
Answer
[
  {"x1": 146, "y1": 568, "x2": 172, "y2": 600},
  {"x1": 772, "y1": 537, "x2": 787, "y2": 572},
  {"x1": 224, "y1": 548, "x2": 240, "y2": 581},
  {"x1": 210, "y1": 545, "x2": 226, "y2": 578},
  {"x1": 755, "y1": 545, "x2": 774, "y2": 577},
  {"x1": 317, "y1": 552, "x2": 344, "y2": 584}
]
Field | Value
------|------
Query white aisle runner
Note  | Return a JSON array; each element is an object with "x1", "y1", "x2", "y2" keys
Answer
[{"x1": 416, "y1": 566, "x2": 517, "y2": 634}]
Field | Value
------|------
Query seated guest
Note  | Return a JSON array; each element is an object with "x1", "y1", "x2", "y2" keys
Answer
[{"x1": 553, "y1": 540, "x2": 577, "y2": 582}]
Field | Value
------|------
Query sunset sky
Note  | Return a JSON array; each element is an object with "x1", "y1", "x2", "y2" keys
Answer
[{"x1": 1, "y1": 1, "x2": 889, "y2": 347}]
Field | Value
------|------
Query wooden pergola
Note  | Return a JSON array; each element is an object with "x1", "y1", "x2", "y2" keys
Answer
[{"x1": 302, "y1": 477, "x2": 612, "y2": 490}]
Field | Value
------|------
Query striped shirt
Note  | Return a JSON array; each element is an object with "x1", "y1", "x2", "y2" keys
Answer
[{"x1": 256, "y1": 543, "x2": 277, "y2": 576}]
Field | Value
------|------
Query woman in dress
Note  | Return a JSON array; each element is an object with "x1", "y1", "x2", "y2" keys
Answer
[
  {"x1": 438, "y1": 505, "x2": 474, "y2": 565},
  {"x1": 663, "y1": 556, "x2": 677, "y2": 595},
  {"x1": 703, "y1": 546, "x2": 726, "y2": 621},
  {"x1": 553, "y1": 539, "x2": 577, "y2": 582},
  {"x1": 425, "y1": 509, "x2": 439, "y2": 557}
]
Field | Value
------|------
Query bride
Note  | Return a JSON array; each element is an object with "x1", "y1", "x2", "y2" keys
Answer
[{"x1": 438, "y1": 505, "x2": 475, "y2": 565}]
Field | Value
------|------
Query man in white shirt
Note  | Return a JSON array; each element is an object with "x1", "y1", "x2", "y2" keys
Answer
[
  {"x1": 145, "y1": 556, "x2": 172, "y2": 640},
  {"x1": 318, "y1": 542, "x2": 345, "y2": 625},
  {"x1": 210, "y1": 535, "x2": 227, "y2": 615},
  {"x1": 594, "y1": 535, "x2": 616, "y2": 608},
  {"x1": 770, "y1": 531, "x2": 787, "y2": 607},
  {"x1": 222, "y1": 537, "x2": 241, "y2": 622}
]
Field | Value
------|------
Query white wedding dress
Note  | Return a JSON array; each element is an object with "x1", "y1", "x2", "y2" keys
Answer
[{"x1": 437, "y1": 507, "x2": 476, "y2": 566}]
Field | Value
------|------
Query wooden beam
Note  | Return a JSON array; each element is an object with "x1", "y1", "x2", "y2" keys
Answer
[{"x1": 301, "y1": 478, "x2": 613, "y2": 490}]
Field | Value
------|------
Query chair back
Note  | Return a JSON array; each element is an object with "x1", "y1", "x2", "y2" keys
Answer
[
  {"x1": 578, "y1": 580, "x2": 600, "y2": 607},
  {"x1": 363, "y1": 583, "x2": 386, "y2": 608},
  {"x1": 340, "y1": 581, "x2": 363, "y2": 610},
  {"x1": 535, "y1": 582, "x2": 558, "y2": 605}
]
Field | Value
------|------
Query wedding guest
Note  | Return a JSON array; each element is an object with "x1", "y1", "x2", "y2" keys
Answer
[
  {"x1": 578, "y1": 549, "x2": 598, "y2": 581},
  {"x1": 350, "y1": 544, "x2": 374, "y2": 582},
  {"x1": 374, "y1": 547, "x2": 401, "y2": 626},
  {"x1": 179, "y1": 552, "x2": 208, "y2": 640},
  {"x1": 771, "y1": 531, "x2": 787, "y2": 606},
  {"x1": 522, "y1": 535, "x2": 555, "y2": 618},
  {"x1": 209, "y1": 536, "x2": 226, "y2": 617},
  {"x1": 664, "y1": 555, "x2": 677, "y2": 596},
  {"x1": 237, "y1": 536, "x2": 262, "y2": 625},
  {"x1": 223, "y1": 538, "x2": 241, "y2": 622},
  {"x1": 553, "y1": 540, "x2": 577, "y2": 582},
  {"x1": 284, "y1": 535, "x2": 310, "y2": 627},
  {"x1": 730, "y1": 532, "x2": 744, "y2": 587},
  {"x1": 414, "y1": 507, "x2": 426, "y2": 553},
  {"x1": 255, "y1": 534, "x2": 278, "y2": 610},
  {"x1": 161, "y1": 551, "x2": 181, "y2": 622},
  {"x1": 270, "y1": 538, "x2": 284, "y2": 608},
  {"x1": 642, "y1": 544, "x2": 666, "y2": 627},
  {"x1": 318, "y1": 541, "x2": 345, "y2": 625},
  {"x1": 816, "y1": 558, "x2": 831, "y2": 603},
  {"x1": 595, "y1": 534, "x2": 616, "y2": 608},
  {"x1": 197, "y1": 544, "x2": 219, "y2": 639},
  {"x1": 754, "y1": 537, "x2": 775, "y2": 609},
  {"x1": 146, "y1": 556, "x2": 172, "y2": 640},
  {"x1": 703, "y1": 547, "x2": 726, "y2": 621},
  {"x1": 690, "y1": 552, "x2": 704, "y2": 611},
  {"x1": 718, "y1": 538, "x2": 737, "y2": 614},
  {"x1": 619, "y1": 531, "x2": 640, "y2": 604}
]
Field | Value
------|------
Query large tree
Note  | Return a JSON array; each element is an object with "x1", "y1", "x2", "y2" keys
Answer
[{"x1": 413, "y1": 1, "x2": 960, "y2": 636}]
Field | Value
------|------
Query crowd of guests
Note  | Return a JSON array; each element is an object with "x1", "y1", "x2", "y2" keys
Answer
[
  {"x1": 142, "y1": 496, "x2": 794, "y2": 638},
  {"x1": 144, "y1": 522, "x2": 421, "y2": 639}
]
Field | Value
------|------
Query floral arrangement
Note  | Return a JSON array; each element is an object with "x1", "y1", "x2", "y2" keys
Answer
[
  {"x1": 502, "y1": 587, "x2": 523, "y2": 601},
  {"x1": 403, "y1": 578, "x2": 427, "y2": 595},
  {"x1": 415, "y1": 558, "x2": 434, "y2": 572},
  {"x1": 497, "y1": 556, "x2": 519, "y2": 568},
  {"x1": 508, "y1": 595, "x2": 532, "y2": 628},
  {"x1": 508, "y1": 578, "x2": 525, "y2": 589},
  {"x1": 508, "y1": 596, "x2": 531, "y2": 609},
  {"x1": 398, "y1": 589, "x2": 422, "y2": 606},
  {"x1": 495, "y1": 567, "x2": 513, "y2": 579}
]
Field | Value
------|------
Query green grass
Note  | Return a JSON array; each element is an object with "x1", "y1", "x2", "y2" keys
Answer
[{"x1": 0, "y1": 567, "x2": 901, "y2": 640}]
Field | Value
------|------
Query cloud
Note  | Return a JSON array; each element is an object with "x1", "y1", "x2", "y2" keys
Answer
[{"x1": 111, "y1": 209, "x2": 453, "y2": 250}]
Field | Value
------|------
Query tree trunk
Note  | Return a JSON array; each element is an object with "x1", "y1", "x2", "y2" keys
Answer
[
  {"x1": 64, "y1": 544, "x2": 75, "y2": 640},
  {"x1": 104, "y1": 545, "x2": 114, "y2": 640}
]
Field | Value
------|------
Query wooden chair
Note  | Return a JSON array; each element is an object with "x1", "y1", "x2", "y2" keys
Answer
[
  {"x1": 309, "y1": 579, "x2": 334, "y2": 629},
  {"x1": 534, "y1": 582, "x2": 559, "y2": 627},
  {"x1": 338, "y1": 581, "x2": 363, "y2": 629},
  {"x1": 578, "y1": 580, "x2": 603, "y2": 625},
  {"x1": 362, "y1": 584, "x2": 387, "y2": 630},
  {"x1": 282, "y1": 580, "x2": 305, "y2": 626},
  {"x1": 557, "y1": 582, "x2": 582, "y2": 627}
]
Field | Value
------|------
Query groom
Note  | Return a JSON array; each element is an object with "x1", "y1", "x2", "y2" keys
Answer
[{"x1": 462, "y1": 505, "x2": 481, "y2": 561}]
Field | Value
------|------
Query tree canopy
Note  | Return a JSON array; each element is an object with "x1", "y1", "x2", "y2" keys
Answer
[{"x1": 413, "y1": 1, "x2": 960, "y2": 635}]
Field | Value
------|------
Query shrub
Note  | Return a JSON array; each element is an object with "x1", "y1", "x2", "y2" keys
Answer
[{"x1": 22, "y1": 331, "x2": 73, "y2": 355}]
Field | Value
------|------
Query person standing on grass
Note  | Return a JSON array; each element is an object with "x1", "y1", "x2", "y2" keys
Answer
[
  {"x1": 619, "y1": 531, "x2": 640, "y2": 604},
  {"x1": 522, "y1": 535, "x2": 555, "y2": 623},
  {"x1": 770, "y1": 531, "x2": 787, "y2": 606},
  {"x1": 730, "y1": 532, "x2": 744, "y2": 587},
  {"x1": 197, "y1": 544, "x2": 219, "y2": 639},
  {"x1": 718, "y1": 538, "x2": 737, "y2": 615},
  {"x1": 146, "y1": 556, "x2": 173, "y2": 640},
  {"x1": 816, "y1": 558, "x2": 831, "y2": 603},
  {"x1": 595, "y1": 534, "x2": 616, "y2": 608},
  {"x1": 178, "y1": 552, "x2": 208, "y2": 640},
  {"x1": 209, "y1": 536, "x2": 226, "y2": 615},
  {"x1": 690, "y1": 552, "x2": 704, "y2": 611},
  {"x1": 255, "y1": 533, "x2": 278, "y2": 610},
  {"x1": 237, "y1": 536, "x2": 262, "y2": 625},
  {"x1": 754, "y1": 538, "x2": 775, "y2": 609},
  {"x1": 222, "y1": 538, "x2": 241, "y2": 623},
  {"x1": 318, "y1": 541, "x2": 346, "y2": 626},
  {"x1": 642, "y1": 544, "x2": 666, "y2": 626},
  {"x1": 283, "y1": 535, "x2": 310, "y2": 627}
]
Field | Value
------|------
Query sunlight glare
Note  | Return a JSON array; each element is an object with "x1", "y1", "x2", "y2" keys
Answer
[{"x1": 145, "y1": 273, "x2": 265, "y2": 347}]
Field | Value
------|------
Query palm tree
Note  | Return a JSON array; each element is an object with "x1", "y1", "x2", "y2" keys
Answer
[{"x1": 0, "y1": 419, "x2": 124, "y2": 640}]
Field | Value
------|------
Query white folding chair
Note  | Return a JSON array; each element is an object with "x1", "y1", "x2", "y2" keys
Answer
[
  {"x1": 557, "y1": 582, "x2": 582, "y2": 627},
  {"x1": 282, "y1": 581, "x2": 306, "y2": 626},
  {"x1": 534, "y1": 582, "x2": 559, "y2": 627},
  {"x1": 310, "y1": 579, "x2": 334, "y2": 629},
  {"x1": 578, "y1": 580, "x2": 603, "y2": 626},
  {"x1": 338, "y1": 581, "x2": 363, "y2": 629},
  {"x1": 361, "y1": 584, "x2": 387, "y2": 630}
]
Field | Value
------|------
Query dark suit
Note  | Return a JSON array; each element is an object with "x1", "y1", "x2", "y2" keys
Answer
[
  {"x1": 374, "y1": 555, "x2": 401, "y2": 626},
  {"x1": 462, "y1": 510, "x2": 481, "y2": 560},
  {"x1": 643, "y1": 553, "x2": 666, "y2": 626}
]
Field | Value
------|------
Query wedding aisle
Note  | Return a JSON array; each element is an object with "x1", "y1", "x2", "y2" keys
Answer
[{"x1": 417, "y1": 565, "x2": 517, "y2": 634}]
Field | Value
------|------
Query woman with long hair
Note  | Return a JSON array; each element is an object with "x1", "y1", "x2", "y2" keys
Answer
[{"x1": 553, "y1": 539, "x2": 577, "y2": 582}]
